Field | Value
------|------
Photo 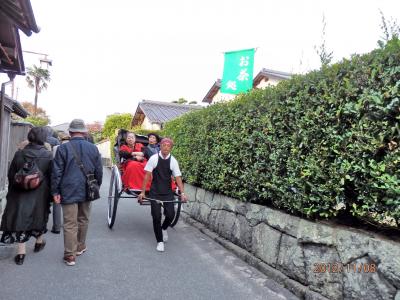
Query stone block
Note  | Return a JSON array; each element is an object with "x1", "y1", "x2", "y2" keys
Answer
[
  {"x1": 211, "y1": 193, "x2": 224, "y2": 210},
  {"x1": 203, "y1": 190, "x2": 214, "y2": 207},
  {"x1": 235, "y1": 202, "x2": 248, "y2": 216},
  {"x1": 277, "y1": 234, "x2": 306, "y2": 284},
  {"x1": 262, "y1": 207, "x2": 300, "y2": 237},
  {"x1": 369, "y1": 238, "x2": 400, "y2": 288},
  {"x1": 182, "y1": 197, "x2": 194, "y2": 215},
  {"x1": 231, "y1": 214, "x2": 252, "y2": 251},
  {"x1": 217, "y1": 210, "x2": 236, "y2": 240},
  {"x1": 343, "y1": 256, "x2": 396, "y2": 300},
  {"x1": 335, "y1": 228, "x2": 371, "y2": 263},
  {"x1": 195, "y1": 187, "x2": 206, "y2": 203},
  {"x1": 198, "y1": 203, "x2": 211, "y2": 224},
  {"x1": 245, "y1": 204, "x2": 264, "y2": 226},
  {"x1": 208, "y1": 210, "x2": 219, "y2": 232},
  {"x1": 184, "y1": 184, "x2": 197, "y2": 203},
  {"x1": 220, "y1": 195, "x2": 240, "y2": 212},
  {"x1": 190, "y1": 201, "x2": 201, "y2": 221},
  {"x1": 297, "y1": 219, "x2": 334, "y2": 246},
  {"x1": 252, "y1": 223, "x2": 281, "y2": 267},
  {"x1": 303, "y1": 244, "x2": 342, "y2": 300}
]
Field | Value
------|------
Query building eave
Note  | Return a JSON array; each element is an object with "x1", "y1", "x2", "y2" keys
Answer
[{"x1": 202, "y1": 79, "x2": 221, "y2": 103}]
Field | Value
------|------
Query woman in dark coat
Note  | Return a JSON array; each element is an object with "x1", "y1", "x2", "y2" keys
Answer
[{"x1": 0, "y1": 127, "x2": 53, "y2": 265}]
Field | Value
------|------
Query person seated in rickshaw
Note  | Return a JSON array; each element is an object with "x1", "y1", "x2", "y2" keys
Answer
[
  {"x1": 119, "y1": 132, "x2": 150, "y2": 191},
  {"x1": 143, "y1": 133, "x2": 160, "y2": 160}
]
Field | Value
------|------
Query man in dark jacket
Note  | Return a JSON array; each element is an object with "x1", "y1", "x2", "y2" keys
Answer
[{"x1": 51, "y1": 119, "x2": 102, "y2": 266}]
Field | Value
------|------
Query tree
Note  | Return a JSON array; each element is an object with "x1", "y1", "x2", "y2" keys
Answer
[
  {"x1": 20, "y1": 101, "x2": 49, "y2": 119},
  {"x1": 25, "y1": 65, "x2": 51, "y2": 116},
  {"x1": 172, "y1": 98, "x2": 197, "y2": 105},
  {"x1": 378, "y1": 10, "x2": 400, "y2": 48},
  {"x1": 172, "y1": 98, "x2": 188, "y2": 104},
  {"x1": 25, "y1": 116, "x2": 50, "y2": 126},
  {"x1": 87, "y1": 121, "x2": 103, "y2": 143},
  {"x1": 314, "y1": 14, "x2": 333, "y2": 67},
  {"x1": 12, "y1": 101, "x2": 50, "y2": 126},
  {"x1": 102, "y1": 113, "x2": 133, "y2": 138}
]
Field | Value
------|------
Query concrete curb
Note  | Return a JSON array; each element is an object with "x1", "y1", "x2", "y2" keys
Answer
[{"x1": 182, "y1": 212, "x2": 329, "y2": 300}]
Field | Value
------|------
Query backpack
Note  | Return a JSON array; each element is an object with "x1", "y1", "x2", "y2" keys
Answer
[{"x1": 13, "y1": 155, "x2": 43, "y2": 190}]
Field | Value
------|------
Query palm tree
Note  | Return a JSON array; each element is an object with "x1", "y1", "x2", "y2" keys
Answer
[{"x1": 26, "y1": 65, "x2": 51, "y2": 116}]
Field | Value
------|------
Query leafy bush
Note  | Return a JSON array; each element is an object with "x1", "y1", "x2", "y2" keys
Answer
[
  {"x1": 131, "y1": 125, "x2": 162, "y2": 137},
  {"x1": 163, "y1": 39, "x2": 400, "y2": 228},
  {"x1": 25, "y1": 116, "x2": 49, "y2": 126},
  {"x1": 102, "y1": 113, "x2": 133, "y2": 163},
  {"x1": 102, "y1": 113, "x2": 133, "y2": 138}
]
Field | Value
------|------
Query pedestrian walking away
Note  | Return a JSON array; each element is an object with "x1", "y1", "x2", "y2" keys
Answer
[
  {"x1": 138, "y1": 137, "x2": 188, "y2": 252},
  {"x1": 50, "y1": 132, "x2": 70, "y2": 234},
  {"x1": 0, "y1": 127, "x2": 53, "y2": 265},
  {"x1": 43, "y1": 127, "x2": 64, "y2": 235},
  {"x1": 51, "y1": 119, "x2": 103, "y2": 266}
]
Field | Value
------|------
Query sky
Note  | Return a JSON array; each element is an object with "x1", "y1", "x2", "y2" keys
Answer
[{"x1": 1, "y1": 0, "x2": 399, "y2": 126}]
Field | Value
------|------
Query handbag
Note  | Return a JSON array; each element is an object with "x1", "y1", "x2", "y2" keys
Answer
[{"x1": 68, "y1": 143, "x2": 100, "y2": 201}]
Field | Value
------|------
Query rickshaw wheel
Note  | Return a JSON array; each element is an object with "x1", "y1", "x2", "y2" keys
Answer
[
  {"x1": 170, "y1": 199, "x2": 182, "y2": 228},
  {"x1": 107, "y1": 166, "x2": 120, "y2": 229}
]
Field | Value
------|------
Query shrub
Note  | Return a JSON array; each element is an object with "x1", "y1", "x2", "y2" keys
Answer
[{"x1": 163, "y1": 38, "x2": 400, "y2": 228}]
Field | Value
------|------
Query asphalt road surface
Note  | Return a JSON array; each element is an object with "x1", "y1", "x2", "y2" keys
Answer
[{"x1": 0, "y1": 167, "x2": 298, "y2": 300}]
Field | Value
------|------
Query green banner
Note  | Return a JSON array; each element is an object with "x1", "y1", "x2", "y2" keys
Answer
[{"x1": 221, "y1": 48, "x2": 255, "y2": 94}]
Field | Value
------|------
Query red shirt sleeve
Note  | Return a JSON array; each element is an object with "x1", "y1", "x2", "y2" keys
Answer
[
  {"x1": 120, "y1": 145, "x2": 132, "y2": 152},
  {"x1": 134, "y1": 143, "x2": 144, "y2": 152}
]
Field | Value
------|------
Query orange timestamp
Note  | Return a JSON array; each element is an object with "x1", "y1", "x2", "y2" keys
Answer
[{"x1": 313, "y1": 262, "x2": 376, "y2": 273}]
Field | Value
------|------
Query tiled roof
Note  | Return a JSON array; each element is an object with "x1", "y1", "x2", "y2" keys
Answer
[
  {"x1": 137, "y1": 100, "x2": 202, "y2": 124},
  {"x1": 2, "y1": 94, "x2": 29, "y2": 117},
  {"x1": 0, "y1": 0, "x2": 39, "y2": 36},
  {"x1": 0, "y1": 0, "x2": 39, "y2": 75},
  {"x1": 253, "y1": 68, "x2": 292, "y2": 86}
]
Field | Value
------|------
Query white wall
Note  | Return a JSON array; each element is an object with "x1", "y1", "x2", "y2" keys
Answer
[
  {"x1": 96, "y1": 139, "x2": 111, "y2": 159},
  {"x1": 142, "y1": 117, "x2": 161, "y2": 130},
  {"x1": 211, "y1": 90, "x2": 236, "y2": 103},
  {"x1": 255, "y1": 77, "x2": 281, "y2": 89}
]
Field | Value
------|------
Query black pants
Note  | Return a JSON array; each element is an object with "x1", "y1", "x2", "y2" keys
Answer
[{"x1": 150, "y1": 201, "x2": 175, "y2": 243}]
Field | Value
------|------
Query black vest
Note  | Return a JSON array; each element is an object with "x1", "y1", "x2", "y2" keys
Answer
[{"x1": 150, "y1": 155, "x2": 173, "y2": 200}]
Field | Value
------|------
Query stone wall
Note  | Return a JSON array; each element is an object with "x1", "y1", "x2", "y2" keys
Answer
[{"x1": 183, "y1": 184, "x2": 400, "y2": 300}]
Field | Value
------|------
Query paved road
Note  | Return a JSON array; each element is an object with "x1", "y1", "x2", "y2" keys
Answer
[{"x1": 0, "y1": 167, "x2": 298, "y2": 300}]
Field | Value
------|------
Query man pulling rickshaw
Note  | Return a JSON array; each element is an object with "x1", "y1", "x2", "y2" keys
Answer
[
  {"x1": 108, "y1": 130, "x2": 187, "y2": 252},
  {"x1": 139, "y1": 138, "x2": 188, "y2": 252}
]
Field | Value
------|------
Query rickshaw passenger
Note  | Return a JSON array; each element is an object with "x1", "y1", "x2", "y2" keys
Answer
[
  {"x1": 119, "y1": 132, "x2": 150, "y2": 190},
  {"x1": 143, "y1": 133, "x2": 160, "y2": 160}
]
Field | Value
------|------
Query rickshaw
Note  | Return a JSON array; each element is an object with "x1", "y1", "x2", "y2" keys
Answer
[{"x1": 107, "y1": 129, "x2": 183, "y2": 229}]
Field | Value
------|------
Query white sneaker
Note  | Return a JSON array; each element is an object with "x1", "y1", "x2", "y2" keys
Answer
[
  {"x1": 162, "y1": 229, "x2": 168, "y2": 242},
  {"x1": 156, "y1": 242, "x2": 165, "y2": 252}
]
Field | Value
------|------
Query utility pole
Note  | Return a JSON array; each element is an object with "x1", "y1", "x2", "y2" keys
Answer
[{"x1": 22, "y1": 50, "x2": 53, "y2": 69}]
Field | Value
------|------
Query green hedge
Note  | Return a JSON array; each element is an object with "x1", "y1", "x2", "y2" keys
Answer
[{"x1": 163, "y1": 39, "x2": 400, "y2": 227}]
